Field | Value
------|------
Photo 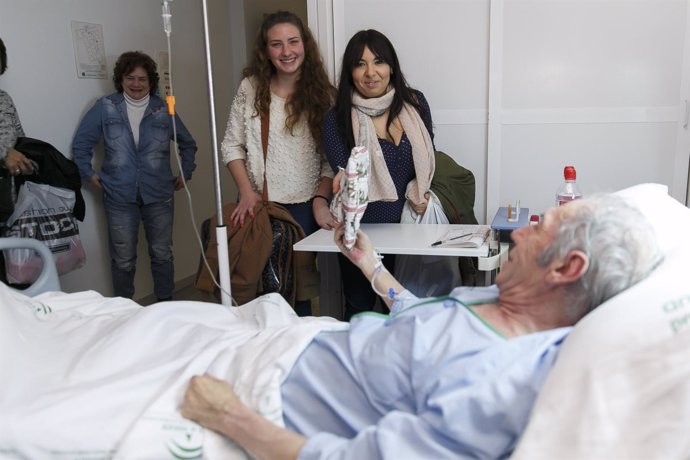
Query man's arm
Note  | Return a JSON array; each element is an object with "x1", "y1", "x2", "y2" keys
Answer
[
  {"x1": 181, "y1": 374, "x2": 306, "y2": 460},
  {"x1": 333, "y1": 224, "x2": 405, "y2": 310}
]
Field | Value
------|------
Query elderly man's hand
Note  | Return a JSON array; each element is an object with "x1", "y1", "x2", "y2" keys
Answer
[
  {"x1": 181, "y1": 374, "x2": 307, "y2": 460},
  {"x1": 181, "y1": 374, "x2": 243, "y2": 434},
  {"x1": 334, "y1": 224, "x2": 379, "y2": 278}
]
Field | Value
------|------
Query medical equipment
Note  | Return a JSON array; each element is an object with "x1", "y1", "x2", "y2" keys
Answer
[
  {"x1": 156, "y1": 0, "x2": 232, "y2": 305},
  {"x1": 0, "y1": 237, "x2": 59, "y2": 296}
]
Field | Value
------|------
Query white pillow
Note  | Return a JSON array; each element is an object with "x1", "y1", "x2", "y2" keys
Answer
[{"x1": 512, "y1": 183, "x2": 690, "y2": 459}]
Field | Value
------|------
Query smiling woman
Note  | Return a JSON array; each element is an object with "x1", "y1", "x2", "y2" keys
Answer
[
  {"x1": 352, "y1": 46, "x2": 391, "y2": 99},
  {"x1": 121, "y1": 68, "x2": 151, "y2": 101},
  {"x1": 219, "y1": 11, "x2": 336, "y2": 316},
  {"x1": 72, "y1": 50, "x2": 198, "y2": 302},
  {"x1": 265, "y1": 23, "x2": 305, "y2": 81},
  {"x1": 323, "y1": 29, "x2": 437, "y2": 319}
]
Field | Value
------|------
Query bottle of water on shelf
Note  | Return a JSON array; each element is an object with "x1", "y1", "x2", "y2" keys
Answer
[{"x1": 556, "y1": 165, "x2": 583, "y2": 206}]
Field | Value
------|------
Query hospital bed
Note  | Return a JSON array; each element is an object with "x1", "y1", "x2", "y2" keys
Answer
[
  {"x1": 1, "y1": 183, "x2": 689, "y2": 459},
  {"x1": 0, "y1": 240, "x2": 346, "y2": 458}
]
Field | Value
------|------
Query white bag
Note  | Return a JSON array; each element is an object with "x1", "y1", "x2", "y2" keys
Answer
[
  {"x1": 3, "y1": 182, "x2": 86, "y2": 284},
  {"x1": 394, "y1": 191, "x2": 461, "y2": 297}
]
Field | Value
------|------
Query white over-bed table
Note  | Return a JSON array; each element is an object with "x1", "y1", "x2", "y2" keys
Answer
[{"x1": 294, "y1": 223, "x2": 508, "y2": 318}]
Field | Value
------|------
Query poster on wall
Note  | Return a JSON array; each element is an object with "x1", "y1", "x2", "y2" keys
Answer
[{"x1": 71, "y1": 21, "x2": 107, "y2": 79}]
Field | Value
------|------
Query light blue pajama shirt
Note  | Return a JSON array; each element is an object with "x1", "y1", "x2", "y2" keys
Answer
[{"x1": 281, "y1": 286, "x2": 571, "y2": 459}]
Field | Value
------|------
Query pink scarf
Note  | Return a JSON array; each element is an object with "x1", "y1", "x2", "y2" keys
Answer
[{"x1": 351, "y1": 89, "x2": 435, "y2": 206}]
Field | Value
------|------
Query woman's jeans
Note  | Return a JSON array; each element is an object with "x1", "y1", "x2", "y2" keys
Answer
[{"x1": 104, "y1": 193, "x2": 174, "y2": 301}]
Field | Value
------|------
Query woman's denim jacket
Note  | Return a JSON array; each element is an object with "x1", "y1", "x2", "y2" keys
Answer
[{"x1": 72, "y1": 92, "x2": 197, "y2": 204}]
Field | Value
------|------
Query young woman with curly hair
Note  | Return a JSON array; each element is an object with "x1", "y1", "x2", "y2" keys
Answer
[{"x1": 220, "y1": 11, "x2": 336, "y2": 315}]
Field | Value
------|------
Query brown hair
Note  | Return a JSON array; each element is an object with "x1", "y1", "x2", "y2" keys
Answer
[
  {"x1": 244, "y1": 11, "x2": 335, "y2": 146},
  {"x1": 112, "y1": 51, "x2": 159, "y2": 96}
]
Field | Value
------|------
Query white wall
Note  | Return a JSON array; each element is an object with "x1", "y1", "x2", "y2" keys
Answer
[
  {"x1": 320, "y1": 0, "x2": 690, "y2": 221},
  {"x1": 497, "y1": 0, "x2": 686, "y2": 216},
  {"x1": 0, "y1": 0, "x2": 236, "y2": 299}
]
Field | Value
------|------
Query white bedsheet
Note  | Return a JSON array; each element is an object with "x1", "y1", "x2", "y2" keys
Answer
[{"x1": 0, "y1": 285, "x2": 347, "y2": 459}]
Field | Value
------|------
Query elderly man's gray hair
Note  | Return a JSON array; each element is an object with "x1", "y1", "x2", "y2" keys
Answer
[{"x1": 538, "y1": 194, "x2": 663, "y2": 318}]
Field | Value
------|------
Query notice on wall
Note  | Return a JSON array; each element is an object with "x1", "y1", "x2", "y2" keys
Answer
[{"x1": 71, "y1": 21, "x2": 107, "y2": 79}]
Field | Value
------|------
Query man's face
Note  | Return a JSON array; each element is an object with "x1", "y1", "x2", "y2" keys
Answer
[{"x1": 496, "y1": 201, "x2": 583, "y2": 291}]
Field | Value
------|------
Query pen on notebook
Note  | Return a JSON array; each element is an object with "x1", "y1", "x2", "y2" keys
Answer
[{"x1": 431, "y1": 233, "x2": 473, "y2": 247}]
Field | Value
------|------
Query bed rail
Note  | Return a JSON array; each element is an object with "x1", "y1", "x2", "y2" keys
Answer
[{"x1": 0, "y1": 237, "x2": 61, "y2": 296}]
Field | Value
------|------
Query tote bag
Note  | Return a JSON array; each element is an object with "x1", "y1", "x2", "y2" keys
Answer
[
  {"x1": 395, "y1": 191, "x2": 461, "y2": 297},
  {"x1": 3, "y1": 182, "x2": 85, "y2": 284}
]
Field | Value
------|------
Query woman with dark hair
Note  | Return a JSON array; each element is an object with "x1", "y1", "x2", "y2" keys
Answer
[
  {"x1": 0, "y1": 37, "x2": 33, "y2": 224},
  {"x1": 1, "y1": 37, "x2": 35, "y2": 284},
  {"x1": 220, "y1": 11, "x2": 336, "y2": 315},
  {"x1": 72, "y1": 51, "x2": 197, "y2": 302},
  {"x1": 323, "y1": 29, "x2": 436, "y2": 319}
]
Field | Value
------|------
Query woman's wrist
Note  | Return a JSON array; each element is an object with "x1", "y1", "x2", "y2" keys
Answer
[{"x1": 313, "y1": 194, "x2": 330, "y2": 205}]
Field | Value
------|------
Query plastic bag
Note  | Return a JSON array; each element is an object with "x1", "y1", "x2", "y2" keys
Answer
[
  {"x1": 394, "y1": 191, "x2": 461, "y2": 297},
  {"x1": 3, "y1": 182, "x2": 86, "y2": 284}
]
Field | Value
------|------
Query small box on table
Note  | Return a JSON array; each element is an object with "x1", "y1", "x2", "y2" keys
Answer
[{"x1": 491, "y1": 207, "x2": 530, "y2": 243}]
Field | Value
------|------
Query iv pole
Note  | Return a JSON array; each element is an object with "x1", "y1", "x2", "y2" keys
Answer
[
  {"x1": 199, "y1": 0, "x2": 232, "y2": 306},
  {"x1": 161, "y1": 0, "x2": 231, "y2": 306}
]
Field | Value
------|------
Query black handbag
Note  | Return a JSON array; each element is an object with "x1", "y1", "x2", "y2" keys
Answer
[{"x1": 0, "y1": 167, "x2": 14, "y2": 218}]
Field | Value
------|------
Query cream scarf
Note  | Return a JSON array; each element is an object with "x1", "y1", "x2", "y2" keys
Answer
[{"x1": 351, "y1": 89, "x2": 435, "y2": 205}]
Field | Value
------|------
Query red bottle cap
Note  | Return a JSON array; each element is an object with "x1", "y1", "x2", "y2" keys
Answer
[
  {"x1": 529, "y1": 214, "x2": 540, "y2": 225},
  {"x1": 564, "y1": 166, "x2": 576, "y2": 180}
]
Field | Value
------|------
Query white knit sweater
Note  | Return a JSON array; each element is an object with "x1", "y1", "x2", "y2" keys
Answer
[{"x1": 220, "y1": 77, "x2": 333, "y2": 203}]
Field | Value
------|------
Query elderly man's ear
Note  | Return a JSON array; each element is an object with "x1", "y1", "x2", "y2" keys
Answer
[{"x1": 545, "y1": 250, "x2": 589, "y2": 285}]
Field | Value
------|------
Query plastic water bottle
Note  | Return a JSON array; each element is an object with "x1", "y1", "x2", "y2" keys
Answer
[{"x1": 556, "y1": 165, "x2": 582, "y2": 206}]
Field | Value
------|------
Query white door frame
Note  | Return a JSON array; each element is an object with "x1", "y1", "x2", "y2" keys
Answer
[{"x1": 672, "y1": 0, "x2": 690, "y2": 205}]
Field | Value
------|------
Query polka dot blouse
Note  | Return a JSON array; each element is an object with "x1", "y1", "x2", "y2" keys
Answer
[{"x1": 323, "y1": 91, "x2": 435, "y2": 223}]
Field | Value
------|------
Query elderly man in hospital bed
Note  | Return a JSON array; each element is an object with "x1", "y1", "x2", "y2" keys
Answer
[
  {"x1": 180, "y1": 193, "x2": 662, "y2": 460},
  {"x1": 0, "y1": 189, "x2": 664, "y2": 459}
]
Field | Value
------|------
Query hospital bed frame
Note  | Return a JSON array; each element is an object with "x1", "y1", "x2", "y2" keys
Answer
[{"x1": 0, "y1": 237, "x2": 61, "y2": 296}]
